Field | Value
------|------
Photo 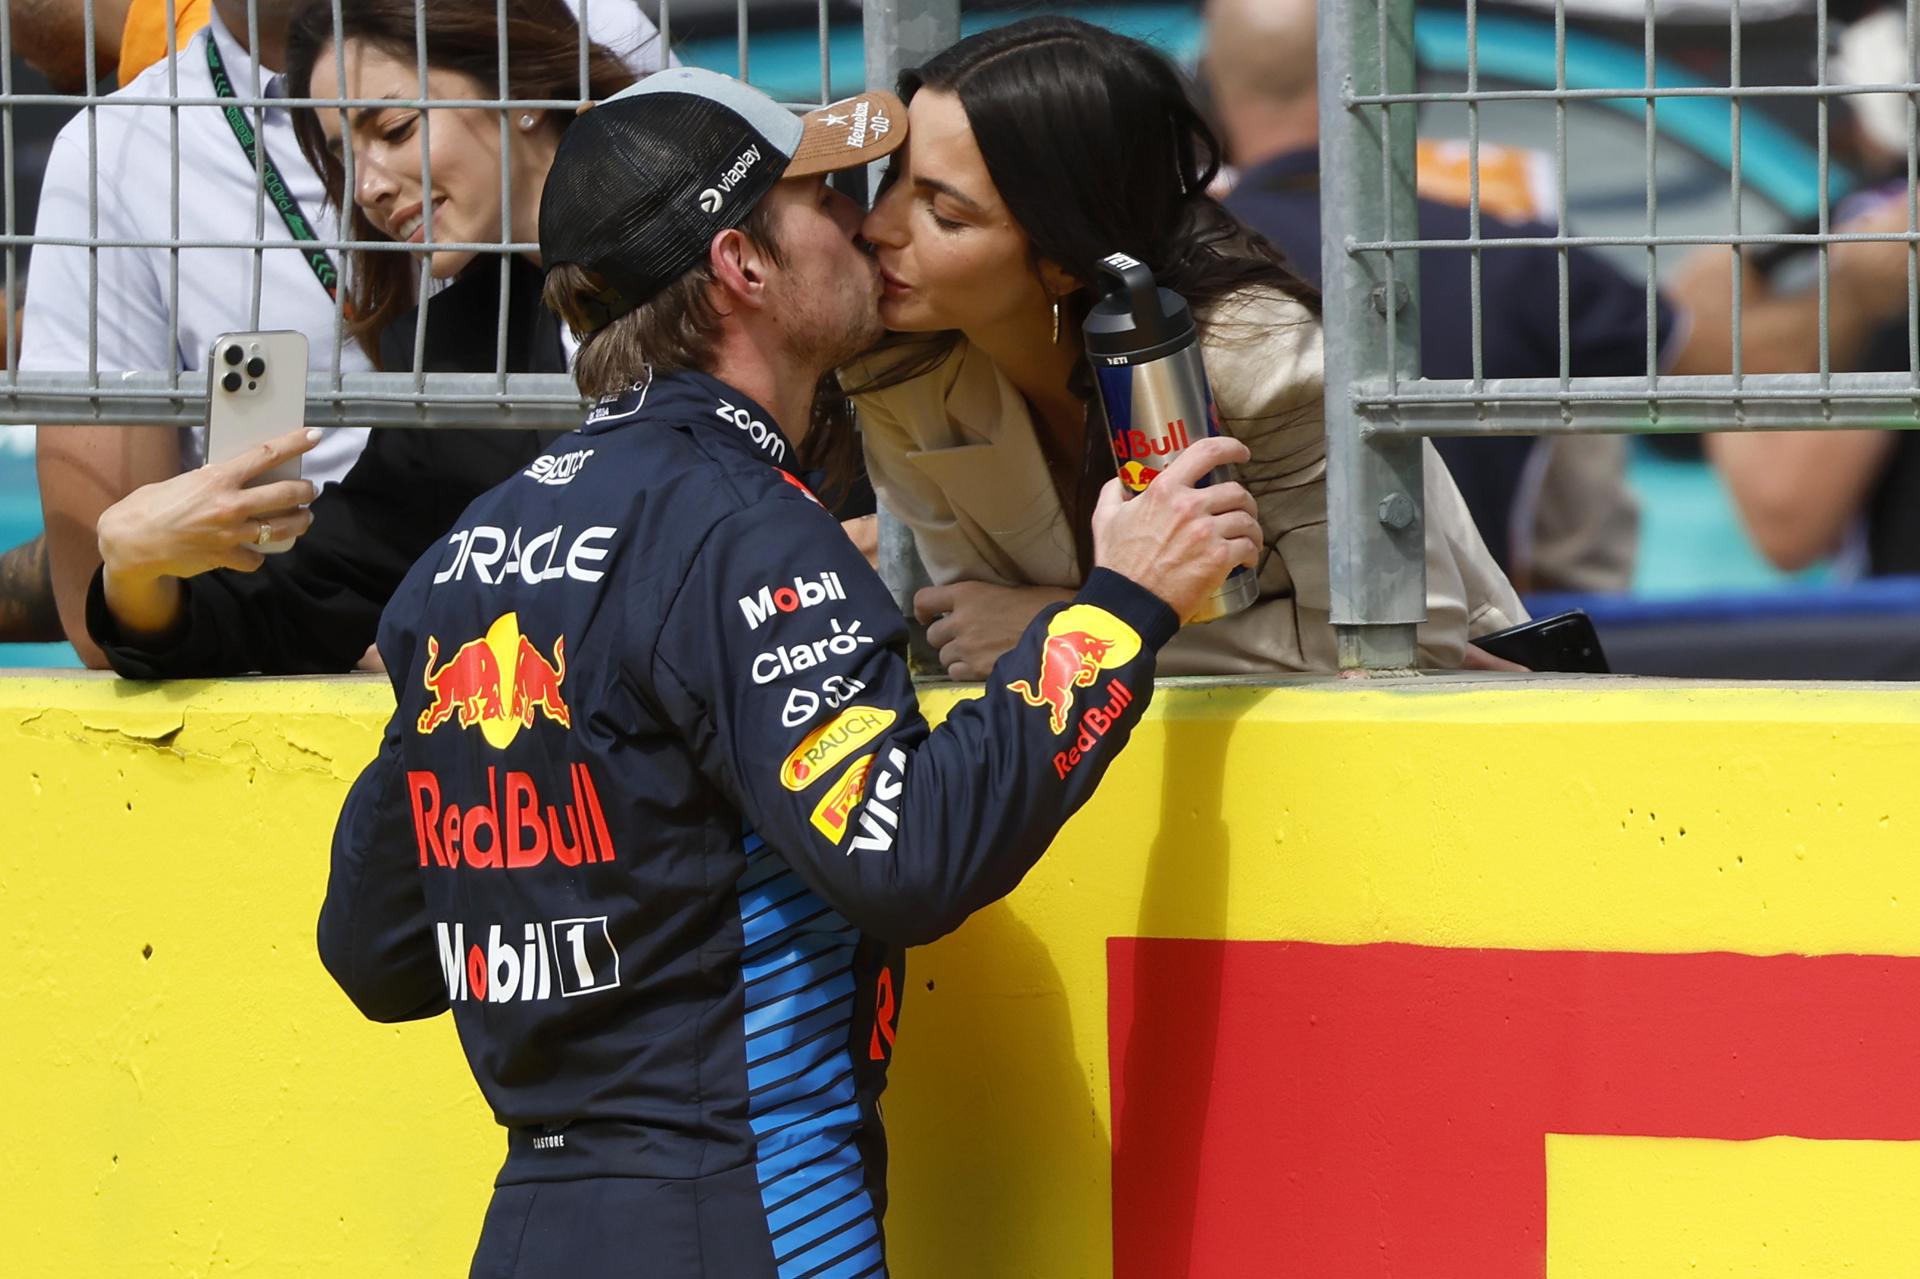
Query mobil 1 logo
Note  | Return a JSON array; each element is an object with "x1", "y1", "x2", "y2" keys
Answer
[
  {"x1": 436, "y1": 915, "x2": 620, "y2": 1004},
  {"x1": 738, "y1": 570, "x2": 847, "y2": 631}
]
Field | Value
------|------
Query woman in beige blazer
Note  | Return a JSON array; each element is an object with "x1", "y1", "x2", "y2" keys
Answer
[{"x1": 844, "y1": 17, "x2": 1523, "y2": 678}]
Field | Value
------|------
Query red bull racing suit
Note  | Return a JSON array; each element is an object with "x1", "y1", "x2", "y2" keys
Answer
[{"x1": 321, "y1": 369, "x2": 1179, "y2": 1278}]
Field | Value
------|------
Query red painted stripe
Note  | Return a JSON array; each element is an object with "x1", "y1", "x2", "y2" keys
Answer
[{"x1": 1108, "y1": 940, "x2": 1920, "y2": 1279}]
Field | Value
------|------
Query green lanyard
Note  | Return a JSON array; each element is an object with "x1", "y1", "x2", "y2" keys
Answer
[{"x1": 204, "y1": 33, "x2": 340, "y2": 300}]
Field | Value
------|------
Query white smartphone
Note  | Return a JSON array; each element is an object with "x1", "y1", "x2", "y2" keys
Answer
[{"x1": 205, "y1": 330, "x2": 309, "y2": 553}]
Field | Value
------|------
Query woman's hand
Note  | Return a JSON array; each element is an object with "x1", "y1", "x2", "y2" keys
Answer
[
  {"x1": 97, "y1": 427, "x2": 321, "y2": 583},
  {"x1": 97, "y1": 428, "x2": 321, "y2": 642},
  {"x1": 914, "y1": 581, "x2": 1073, "y2": 680}
]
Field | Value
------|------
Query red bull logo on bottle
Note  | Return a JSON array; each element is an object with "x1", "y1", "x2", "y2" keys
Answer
[
  {"x1": 419, "y1": 612, "x2": 572, "y2": 750},
  {"x1": 1006, "y1": 605, "x2": 1142, "y2": 736}
]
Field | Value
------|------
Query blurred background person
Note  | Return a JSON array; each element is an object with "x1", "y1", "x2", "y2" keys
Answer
[
  {"x1": 8, "y1": 0, "x2": 132, "y2": 93},
  {"x1": 1672, "y1": 0, "x2": 1920, "y2": 576},
  {"x1": 28, "y1": 0, "x2": 665, "y2": 667},
  {"x1": 1203, "y1": 0, "x2": 1731, "y2": 596},
  {"x1": 86, "y1": 0, "x2": 639, "y2": 675}
]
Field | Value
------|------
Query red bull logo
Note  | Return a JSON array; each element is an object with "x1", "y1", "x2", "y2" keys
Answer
[
  {"x1": 419, "y1": 612, "x2": 571, "y2": 750},
  {"x1": 1006, "y1": 605, "x2": 1143, "y2": 736},
  {"x1": 1117, "y1": 459, "x2": 1163, "y2": 493}
]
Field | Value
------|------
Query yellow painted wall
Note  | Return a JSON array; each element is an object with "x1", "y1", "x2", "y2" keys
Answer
[{"x1": 5, "y1": 673, "x2": 1920, "y2": 1276}]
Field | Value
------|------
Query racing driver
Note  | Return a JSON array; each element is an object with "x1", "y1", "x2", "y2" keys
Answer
[{"x1": 320, "y1": 67, "x2": 1262, "y2": 1278}]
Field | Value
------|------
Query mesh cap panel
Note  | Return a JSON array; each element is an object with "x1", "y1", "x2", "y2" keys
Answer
[{"x1": 539, "y1": 91, "x2": 786, "y2": 317}]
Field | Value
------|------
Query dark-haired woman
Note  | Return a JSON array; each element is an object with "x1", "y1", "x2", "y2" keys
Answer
[
  {"x1": 845, "y1": 17, "x2": 1523, "y2": 677},
  {"x1": 86, "y1": 0, "x2": 651, "y2": 675}
]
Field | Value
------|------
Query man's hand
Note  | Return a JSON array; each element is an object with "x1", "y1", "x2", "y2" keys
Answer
[
  {"x1": 914, "y1": 581, "x2": 1073, "y2": 680},
  {"x1": 98, "y1": 428, "x2": 321, "y2": 642},
  {"x1": 1091, "y1": 435, "x2": 1262, "y2": 621}
]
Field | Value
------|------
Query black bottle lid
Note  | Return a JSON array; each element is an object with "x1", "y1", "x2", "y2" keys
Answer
[{"x1": 1083, "y1": 252, "x2": 1197, "y2": 363}]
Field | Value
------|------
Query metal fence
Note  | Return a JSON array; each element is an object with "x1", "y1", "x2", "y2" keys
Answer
[
  {"x1": 0, "y1": 0, "x2": 953, "y2": 431},
  {"x1": 1319, "y1": 0, "x2": 1920, "y2": 667}
]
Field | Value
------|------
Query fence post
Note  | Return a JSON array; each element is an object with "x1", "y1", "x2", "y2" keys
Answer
[
  {"x1": 1317, "y1": 0, "x2": 1426, "y2": 671},
  {"x1": 863, "y1": 0, "x2": 956, "y2": 666}
]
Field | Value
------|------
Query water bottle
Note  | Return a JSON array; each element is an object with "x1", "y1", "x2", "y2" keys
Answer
[{"x1": 1084, "y1": 252, "x2": 1258, "y2": 623}]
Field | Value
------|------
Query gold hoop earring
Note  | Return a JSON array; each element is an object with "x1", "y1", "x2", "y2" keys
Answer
[{"x1": 1051, "y1": 298, "x2": 1061, "y2": 345}]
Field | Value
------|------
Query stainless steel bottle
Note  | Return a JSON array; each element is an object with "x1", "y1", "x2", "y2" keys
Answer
[{"x1": 1085, "y1": 252, "x2": 1258, "y2": 623}]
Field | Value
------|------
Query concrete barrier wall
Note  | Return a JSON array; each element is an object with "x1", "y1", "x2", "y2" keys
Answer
[{"x1": 6, "y1": 673, "x2": 1919, "y2": 1276}]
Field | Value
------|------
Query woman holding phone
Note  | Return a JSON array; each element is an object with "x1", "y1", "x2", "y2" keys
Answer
[
  {"x1": 844, "y1": 17, "x2": 1523, "y2": 676},
  {"x1": 87, "y1": 0, "x2": 640, "y2": 674}
]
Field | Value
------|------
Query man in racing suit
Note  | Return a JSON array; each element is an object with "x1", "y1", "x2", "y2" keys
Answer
[{"x1": 319, "y1": 67, "x2": 1262, "y2": 1278}]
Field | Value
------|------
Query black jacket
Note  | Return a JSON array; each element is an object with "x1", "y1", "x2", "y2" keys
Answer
[
  {"x1": 320, "y1": 369, "x2": 1177, "y2": 1274},
  {"x1": 88, "y1": 257, "x2": 563, "y2": 676}
]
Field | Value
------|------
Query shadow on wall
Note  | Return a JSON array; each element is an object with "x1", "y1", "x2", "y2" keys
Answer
[
  {"x1": 1112, "y1": 713, "x2": 1237, "y2": 1278},
  {"x1": 883, "y1": 903, "x2": 1109, "y2": 1275}
]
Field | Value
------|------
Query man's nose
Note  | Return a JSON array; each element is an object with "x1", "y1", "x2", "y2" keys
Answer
[
  {"x1": 825, "y1": 185, "x2": 864, "y2": 235},
  {"x1": 860, "y1": 178, "x2": 907, "y2": 247}
]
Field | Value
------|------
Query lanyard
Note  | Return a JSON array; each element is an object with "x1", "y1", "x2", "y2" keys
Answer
[{"x1": 204, "y1": 33, "x2": 340, "y2": 300}]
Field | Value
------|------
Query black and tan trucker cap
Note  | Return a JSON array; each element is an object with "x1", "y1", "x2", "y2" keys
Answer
[{"x1": 540, "y1": 67, "x2": 907, "y2": 331}]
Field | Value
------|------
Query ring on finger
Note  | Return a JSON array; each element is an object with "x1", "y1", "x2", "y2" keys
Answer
[{"x1": 256, "y1": 521, "x2": 273, "y2": 547}]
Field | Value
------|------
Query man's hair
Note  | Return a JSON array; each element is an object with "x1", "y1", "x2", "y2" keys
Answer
[{"x1": 544, "y1": 200, "x2": 786, "y2": 397}]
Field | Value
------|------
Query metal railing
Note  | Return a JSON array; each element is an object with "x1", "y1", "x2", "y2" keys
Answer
[
  {"x1": 1319, "y1": 0, "x2": 1920, "y2": 666},
  {"x1": 0, "y1": 0, "x2": 953, "y2": 431}
]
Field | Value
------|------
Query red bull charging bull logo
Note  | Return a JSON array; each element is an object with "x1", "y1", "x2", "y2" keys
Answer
[
  {"x1": 1006, "y1": 605, "x2": 1142, "y2": 735},
  {"x1": 419, "y1": 612, "x2": 571, "y2": 750},
  {"x1": 1117, "y1": 459, "x2": 1163, "y2": 493}
]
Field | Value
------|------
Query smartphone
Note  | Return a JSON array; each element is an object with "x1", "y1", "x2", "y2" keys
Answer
[
  {"x1": 1473, "y1": 609, "x2": 1610, "y2": 673},
  {"x1": 205, "y1": 330, "x2": 308, "y2": 553}
]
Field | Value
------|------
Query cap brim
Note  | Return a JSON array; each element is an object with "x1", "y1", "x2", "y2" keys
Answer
[{"x1": 785, "y1": 89, "x2": 908, "y2": 177}]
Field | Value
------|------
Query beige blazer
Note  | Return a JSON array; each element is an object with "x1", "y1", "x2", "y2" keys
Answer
[{"x1": 846, "y1": 288, "x2": 1524, "y2": 674}]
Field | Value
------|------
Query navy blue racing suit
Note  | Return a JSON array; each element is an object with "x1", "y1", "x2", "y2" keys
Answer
[{"x1": 320, "y1": 369, "x2": 1179, "y2": 1278}]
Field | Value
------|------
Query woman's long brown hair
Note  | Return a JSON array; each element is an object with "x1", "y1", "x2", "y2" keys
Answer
[{"x1": 283, "y1": 0, "x2": 634, "y2": 365}]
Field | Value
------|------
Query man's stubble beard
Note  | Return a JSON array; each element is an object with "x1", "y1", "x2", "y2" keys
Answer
[{"x1": 780, "y1": 267, "x2": 885, "y2": 375}]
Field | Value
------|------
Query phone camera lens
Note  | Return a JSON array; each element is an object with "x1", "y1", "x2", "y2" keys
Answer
[
  {"x1": 223, "y1": 344, "x2": 244, "y2": 366},
  {"x1": 221, "y1": 370, "x2": 243, "y2": 393},
  {"x1": 246, "y1": 356, "x2": 266, "y2": 378}
]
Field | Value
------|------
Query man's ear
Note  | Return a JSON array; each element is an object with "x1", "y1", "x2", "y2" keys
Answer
[{"x1": 709, "y1": 226, "x2": 775, "y2": 311}]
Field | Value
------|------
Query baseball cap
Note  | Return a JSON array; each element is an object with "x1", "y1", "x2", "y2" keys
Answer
[{"x1": 540, "y1": 67, "x2": 908, "y2": 331}]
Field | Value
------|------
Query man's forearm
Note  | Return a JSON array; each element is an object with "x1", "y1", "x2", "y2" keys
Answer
[{"x1": 0, "y1": 533, "x2": 63, "y2": 642}]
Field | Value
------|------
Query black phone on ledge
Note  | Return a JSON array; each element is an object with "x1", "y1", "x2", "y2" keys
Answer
[{"x1": 1473, "y1": 610, "x2": 1610, "y2": 673}]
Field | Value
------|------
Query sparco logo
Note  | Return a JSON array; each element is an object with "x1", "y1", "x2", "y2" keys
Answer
[
  {"x1": 699, "y1": 144, "x2": 762, "y2": 212},
  {"x1": 717, "y1": 398, "x2": 786, "y2": 462},
  {"x1": 524, "y1": 448, "x2": 593, "y2": 486},
  {"x1": 739, "y1": 571, "x2": 846, "y2": 630},
  {"x1": 435, "y1": 915, "x2": 618, "y2": 1003}
]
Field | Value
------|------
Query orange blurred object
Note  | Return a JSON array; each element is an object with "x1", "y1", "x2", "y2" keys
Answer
[
  {"x1": 1416, "y1": 138, "x2": 1557, "y2": 224},
  {"x1": 117, "y1": 0, "x2": 212, "y2": 85}
]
